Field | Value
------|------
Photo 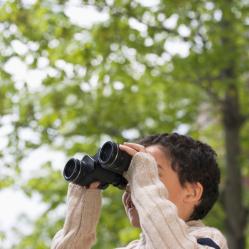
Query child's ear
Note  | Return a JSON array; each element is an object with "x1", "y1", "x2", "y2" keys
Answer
[{"x1": 184, "y1": 182, "x2": 203, "y2": 204}]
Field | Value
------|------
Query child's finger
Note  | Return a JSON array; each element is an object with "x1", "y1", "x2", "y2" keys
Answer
[
  {"x1": 119, "y1": 144, "x2": 138, "y2": 156},
  {"x1": 123, "y1": 142, "x2": 146, "y2": 152},
  {"x1": 88, "y1": 181, "x2": 100, "y2": 189}
]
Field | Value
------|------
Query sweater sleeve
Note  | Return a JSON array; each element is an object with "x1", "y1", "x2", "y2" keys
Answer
[
  {"x1": 51, "y1": 183, "x2": 102, "y2": 249},
  {"x1": 125, "y1": 152, "x2": 228, "y2": 249}
]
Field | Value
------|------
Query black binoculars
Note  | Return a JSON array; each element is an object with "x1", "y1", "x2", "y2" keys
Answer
[{"x1": 63, "y1": 141, "x2": 132, "y2": 189}]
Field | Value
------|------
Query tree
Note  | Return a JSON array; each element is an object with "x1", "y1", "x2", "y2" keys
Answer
[{"x1": 0, "y1": 0, "x2": 248, "y2": 248}]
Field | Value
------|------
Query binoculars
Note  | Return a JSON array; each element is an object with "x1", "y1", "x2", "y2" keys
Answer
[{"x1": 63, "y1": 141, "x2": 132, "y2": 189}]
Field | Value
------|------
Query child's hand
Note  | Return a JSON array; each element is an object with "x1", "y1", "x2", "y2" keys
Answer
[
  {"x1": 88, "y1": 182, "x2": 101, "y2": 189},
  {"x1": 119, "y1": 142, "x2": 146, "y2": 156},
  {"x1": 119, "y1": 142, "x2": 148, "y2": 181}
]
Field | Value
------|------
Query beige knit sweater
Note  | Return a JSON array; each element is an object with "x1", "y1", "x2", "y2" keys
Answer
[{"x1": 51, "y1": 152, "x2": 228, "y2": 249}]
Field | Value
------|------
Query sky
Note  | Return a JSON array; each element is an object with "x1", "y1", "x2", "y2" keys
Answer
[{"x1": 0, "y1": 0, "x2": 189, "y2": 247}]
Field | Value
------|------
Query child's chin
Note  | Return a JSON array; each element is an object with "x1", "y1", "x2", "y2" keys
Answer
[{"x1": 131, "y1": 219, "x2": 140, "y2": 228}]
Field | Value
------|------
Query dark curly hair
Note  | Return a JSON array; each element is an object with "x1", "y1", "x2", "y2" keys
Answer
[{"x1": 136, "y1": 132, "x2": 220, "y2": 220}]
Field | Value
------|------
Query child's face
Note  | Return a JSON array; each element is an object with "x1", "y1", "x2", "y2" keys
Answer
[{"x1": 122, "y1": 145, "x2": 193, "y2": 227}]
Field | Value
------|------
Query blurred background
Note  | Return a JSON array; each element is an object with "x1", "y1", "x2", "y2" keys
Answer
[{"x1": 0, "y1": 0, "x2": 249, "y2": 249}]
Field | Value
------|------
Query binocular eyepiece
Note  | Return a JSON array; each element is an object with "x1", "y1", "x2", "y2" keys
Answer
[{"x1": 63, "y1": 141, "x2": 132, "y2": 189}]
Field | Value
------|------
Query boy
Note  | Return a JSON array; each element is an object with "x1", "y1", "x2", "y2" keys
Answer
[{"x1": 51, "y1": 133, "x2": 228, "y2": 249}]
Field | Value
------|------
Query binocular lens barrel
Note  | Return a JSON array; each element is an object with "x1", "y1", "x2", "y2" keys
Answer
[
  {"x1": 63, "y1": 158, "x2": 81, "y2": 181},
  {"x1": 99, "y1": 141, "x2": 131, "y2": 174},
  {"x1": 99, "y1": 141, "x2": 118, "y2": 165}
]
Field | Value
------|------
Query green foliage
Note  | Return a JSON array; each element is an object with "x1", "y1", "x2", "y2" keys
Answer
[{"x1": 0, "y1": 0, "x2": 249, "y2": 248}]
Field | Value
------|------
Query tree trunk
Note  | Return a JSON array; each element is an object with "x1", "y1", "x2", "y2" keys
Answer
[{"x1": 222, "y1": 85, "x2": 247, "y2": 249}]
